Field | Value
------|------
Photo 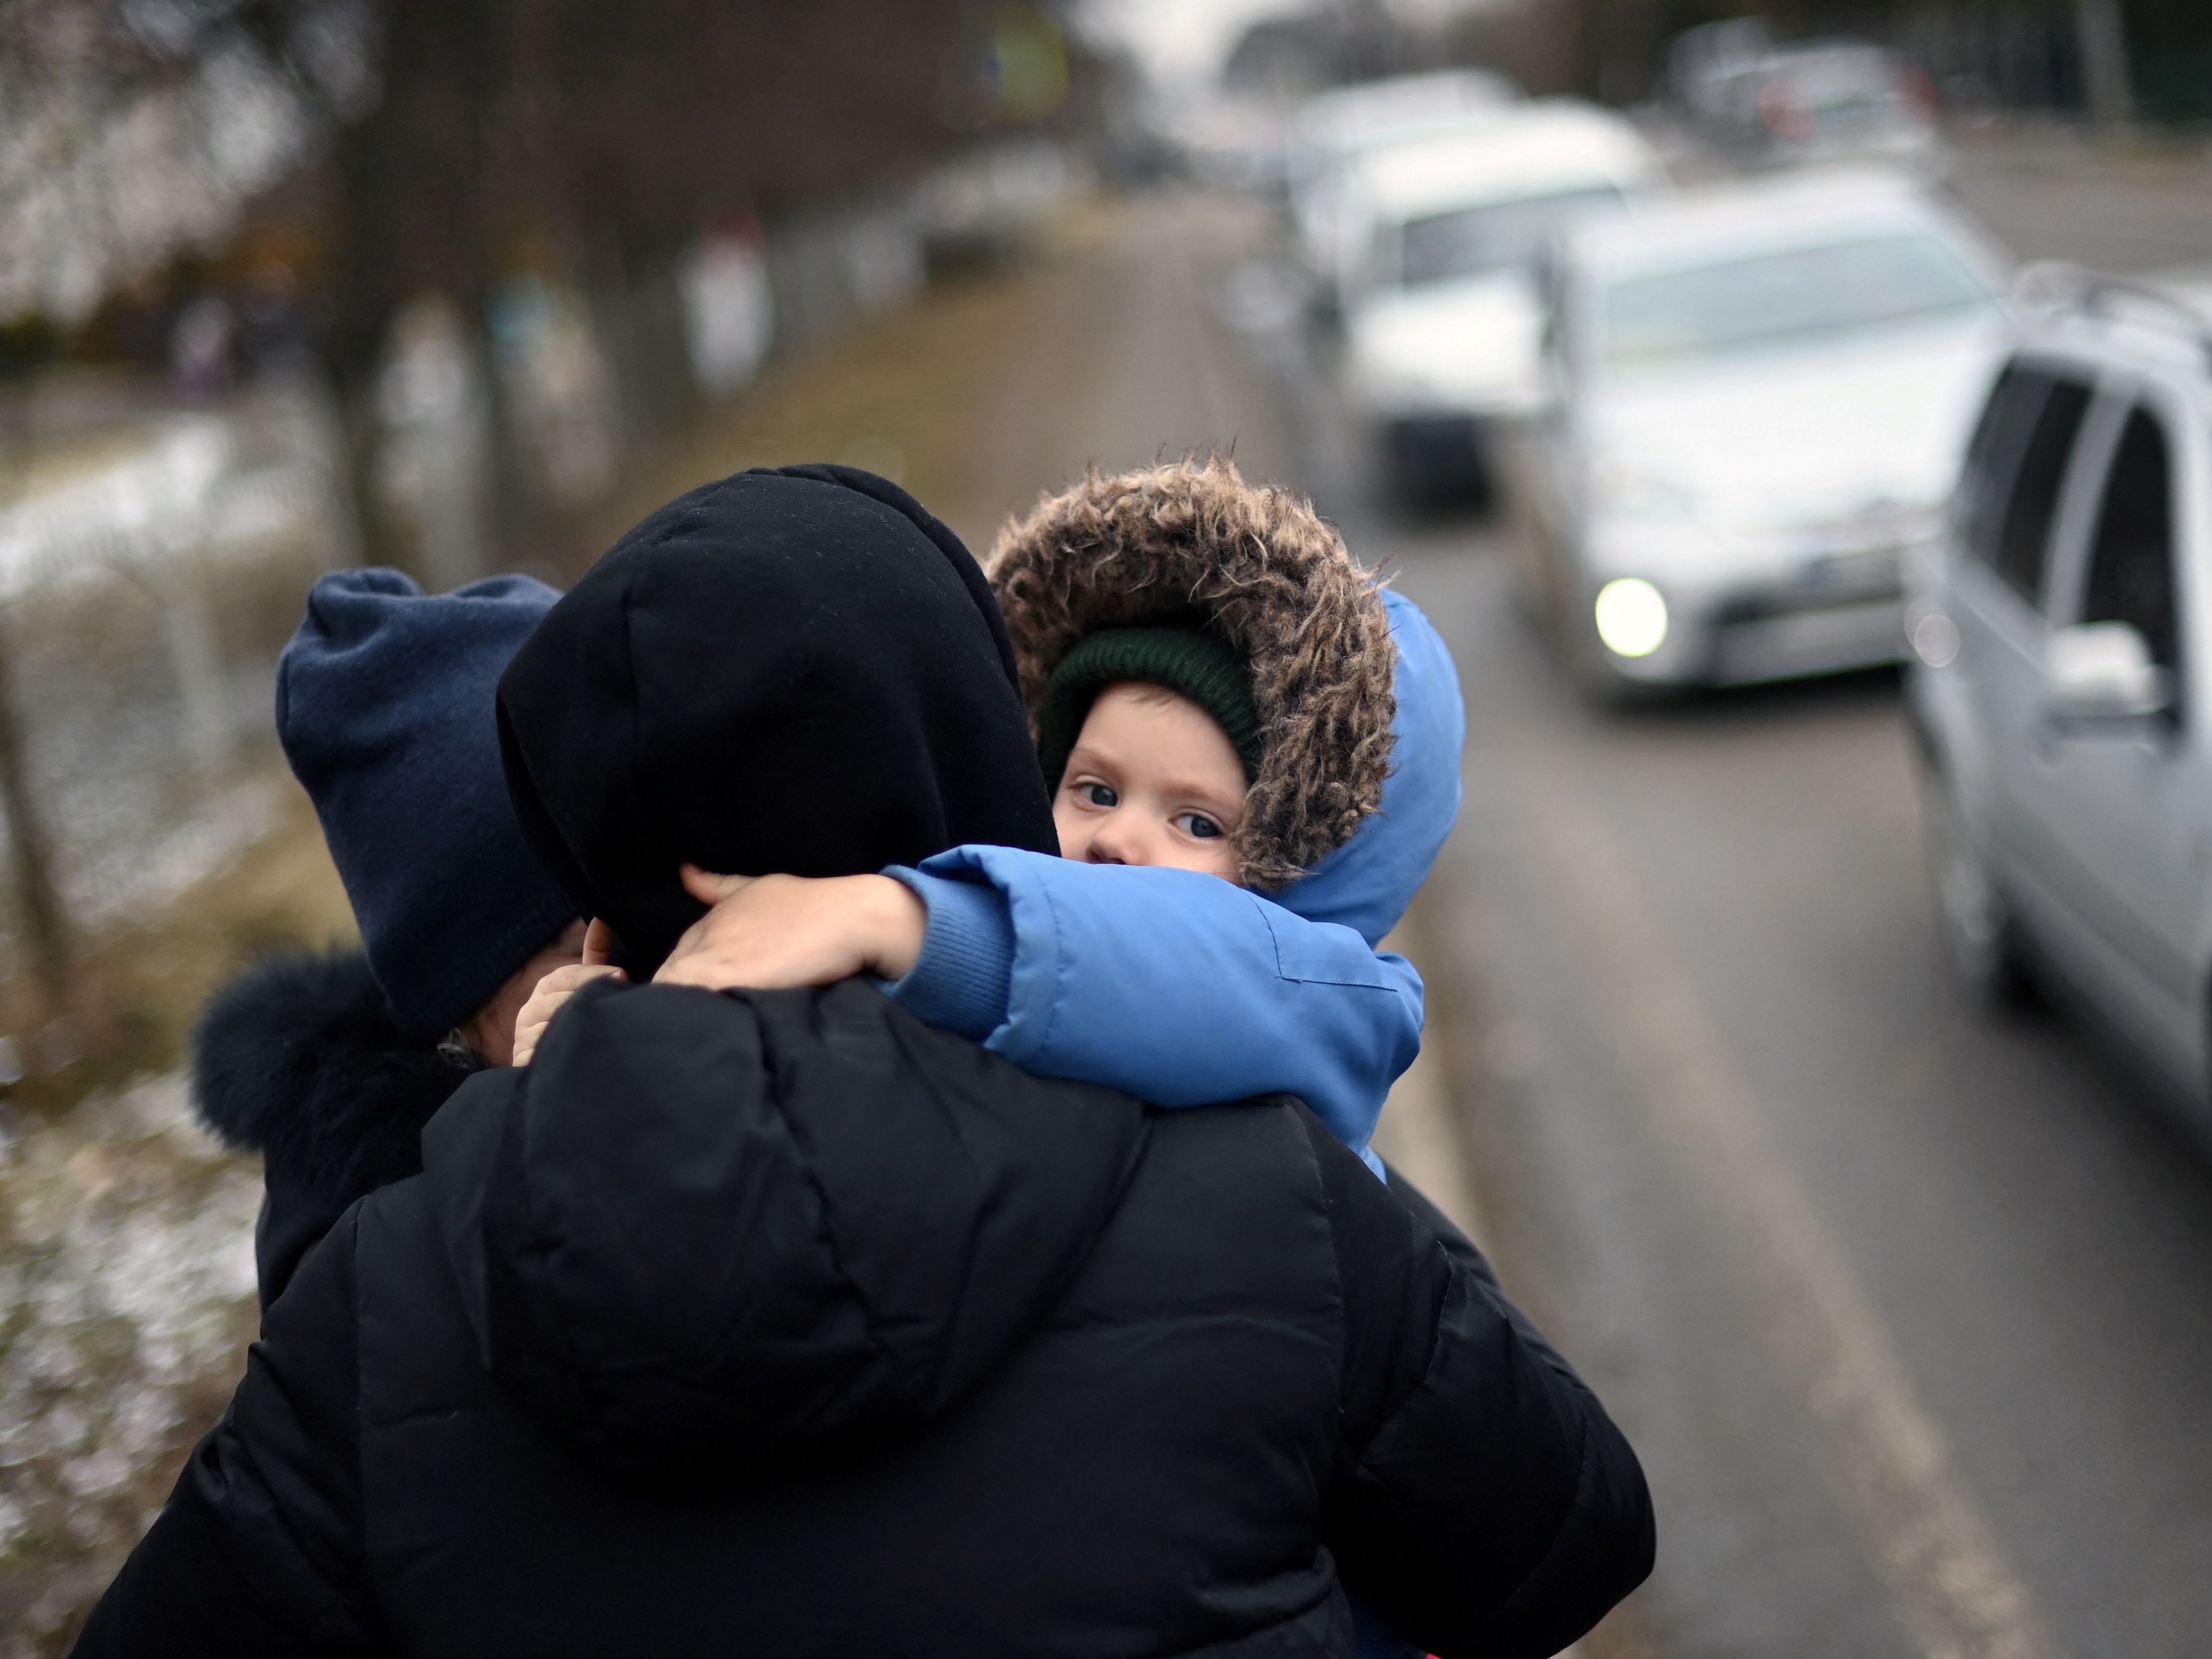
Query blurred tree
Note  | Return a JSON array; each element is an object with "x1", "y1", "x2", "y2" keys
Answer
[
  {"x1": 2, "y1": 0, "x2": 1007, "y2": 569},
  {"x1": 0, "y1": 0, "x2": 1020, "y2": 989},
  {"x1": 242, "y1": 0, "x2": 993, "y2": 564}
]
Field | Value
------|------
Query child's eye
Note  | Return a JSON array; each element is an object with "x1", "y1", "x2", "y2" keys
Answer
[
  {"x1": 1079, "y1": 782, "x2": 1119, "y2": 809},
  {"x1": 1176, "y1": 813, "x2": 1223, "y2": 840}
]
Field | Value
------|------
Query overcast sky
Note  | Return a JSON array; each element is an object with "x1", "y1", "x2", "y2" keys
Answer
[{"x1": 1074, "y1": 0, "x2": 1310, "y2": 87}]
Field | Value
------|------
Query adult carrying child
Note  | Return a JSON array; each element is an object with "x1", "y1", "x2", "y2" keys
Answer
[{"x1": 78, "y1": 465, "x2": 1651, "y2": 1659}]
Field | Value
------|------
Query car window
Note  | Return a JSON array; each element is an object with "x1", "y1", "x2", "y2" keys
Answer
[
  {"x1": 2080, "y1": 404, "x2": 2179, "y2": 676},
  {"x1": 1992, "y1": 378, "x2": 2093, "y2": 606},
  {"x1": 1957, "y1": 362, "x2": 2038, "y2": 563},
  {"x1": 1598, "y1": 232, "x2": 1991, "y2": 371},
  {"x1": 1396, "y1": 185, "x2": 1627, "y2": 287},
  {"x1": 1953, "y1": 364, "x2": 2093, "y2": 611}
]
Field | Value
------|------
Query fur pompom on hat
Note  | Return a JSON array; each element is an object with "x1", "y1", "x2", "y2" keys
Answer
[{"x1": 988, "y1": 456, "x2": 1395, "y2": 891}]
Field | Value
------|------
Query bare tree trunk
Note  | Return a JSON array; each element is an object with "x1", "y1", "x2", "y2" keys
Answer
[
  {"x1": 0, "y1": 630, "x2": 70, "y2": 1013},
  {"x1": 473, "y1": 279, "x2": 534, "y2": 578},
  {"x1": 0, "y1": 391, "x2": 69, "y2": 1012},
  {"x1": 147, "y1": 551, "x2": 237, "y2": 780},
  {"x1": 2076, "y1": 0, "x2": 2133, "y2": 126}
]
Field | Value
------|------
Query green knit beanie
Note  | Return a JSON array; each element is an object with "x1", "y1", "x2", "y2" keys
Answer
[{"x1": 1036, "y1": 627, "x2": 1264, "y2": 791}]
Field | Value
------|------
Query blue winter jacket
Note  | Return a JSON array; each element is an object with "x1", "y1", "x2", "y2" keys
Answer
[{"x1": 882, "y1": 590, "x2": 1464, "y2": 1173}]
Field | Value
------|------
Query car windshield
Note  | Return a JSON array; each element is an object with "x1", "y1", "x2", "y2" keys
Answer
[
  {"x1": 1397, "y1": 184, "x2": 1627, "y2": 286},
  {"x1": 1598, "y1": 231, "x2": 1990, "y2": 371}
]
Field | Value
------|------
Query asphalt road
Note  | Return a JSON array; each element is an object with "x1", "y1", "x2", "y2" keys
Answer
[{"x1": 1249, "y1": 146, "x2": 2212, "y2": 1659}]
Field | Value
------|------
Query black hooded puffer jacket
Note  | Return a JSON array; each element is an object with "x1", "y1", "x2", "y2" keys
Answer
[
  {"x1": 191, "y1": 949, "x2": 478, "y2": 1310},
  {"x1": 77, "y1": 468, "x2": 1652, "y2": 1658}
]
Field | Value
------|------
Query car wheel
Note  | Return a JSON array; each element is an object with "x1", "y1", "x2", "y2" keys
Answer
[
  {"x1": 1919, "y1": 753, "x2": 2033, "y2": 1006},
  {"x1": 1380, "y1": 422, "x2": 1489, "y2": 513}
]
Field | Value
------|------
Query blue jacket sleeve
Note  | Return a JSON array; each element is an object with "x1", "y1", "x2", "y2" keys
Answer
[
  {"x1": 885, "y1": 848, "x2": 1422, "y2": 1170},
  {"x1": 879, "y1": 867, "x2": 1018, "y2": 1042}
]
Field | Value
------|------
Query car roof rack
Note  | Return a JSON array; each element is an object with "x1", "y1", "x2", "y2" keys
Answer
[{"x1": 2014, "y1": 260, "x2": 2212, "y2": 375}]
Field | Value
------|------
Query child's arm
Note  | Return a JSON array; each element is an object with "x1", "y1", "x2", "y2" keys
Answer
[
  {"x1": 884, "y1": 845, "x2": 1422, "y2": 1171},
  {"x1": 513, "y1": 856, "x2": 1422, "y2": 1173}
]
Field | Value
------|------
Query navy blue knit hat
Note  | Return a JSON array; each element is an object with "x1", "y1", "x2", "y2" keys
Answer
[{"x1": 277, "y1": 568, "x2": 578, "y2": 1038}]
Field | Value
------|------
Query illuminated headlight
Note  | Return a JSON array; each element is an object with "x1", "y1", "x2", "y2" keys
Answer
[{"x1": 1594, "y1": 578, "x2": 1669, "y2": 658}]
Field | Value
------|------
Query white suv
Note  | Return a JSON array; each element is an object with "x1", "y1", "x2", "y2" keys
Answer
[{"x1": 1908, "y1": 267, "x2": 2212, "y2": 1136}]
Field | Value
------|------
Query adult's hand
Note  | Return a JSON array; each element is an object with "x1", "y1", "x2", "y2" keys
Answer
[
  {"x1": 654, "y1": 867, "x2": 927, "y2": 991},
  {"x1": 512, "y1": 918, "x2": 623, "y2": 1065}
]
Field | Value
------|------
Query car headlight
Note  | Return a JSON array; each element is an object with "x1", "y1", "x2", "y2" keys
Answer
[
  {"x1": 1594, "y1": 578, "x2": 1669, "y2": 658},
  {"x1": 1590, "y1": 455, "x2": 1698, "y2": 522}
]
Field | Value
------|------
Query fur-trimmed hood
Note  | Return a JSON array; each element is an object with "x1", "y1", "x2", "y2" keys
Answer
[
  {"x1": 1276, "y1": 587, "x2": 1464, "y2": 948},
  {"x1": 989, "y1": 456, "x2": 1395, "y2": 890},
  {"x1": 193, "y1": 949, "x2": 473, "y2": 1208}
]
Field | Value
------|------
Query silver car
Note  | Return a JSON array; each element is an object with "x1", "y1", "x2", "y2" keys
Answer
[
  {"x1": 1909, "y1": 268, "x2": 2212, "y2": 1140},
  {"x1": 1694, "y1": 38, "x2": 1945, "y2": 175},
  {"x1": 1510, "y1": 168, "x2": 2010, "y2": 694}
]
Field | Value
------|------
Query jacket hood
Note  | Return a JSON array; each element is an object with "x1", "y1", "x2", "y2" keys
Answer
[
  {"x1": 192, "y1": 948, "x2": 471, "y2": 1201},
  {"x1": 1277, "y1": 589, "x2": 1463, "y2": 947},
  {"x1": 989, "y1": 456, "x2": 1396, "y2": 891},
  {"x1": 498, "y1": 465, "x2": 1059, "y2": 977}
]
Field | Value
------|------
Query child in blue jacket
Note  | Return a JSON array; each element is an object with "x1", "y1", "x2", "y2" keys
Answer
[
  {"x1": 519, "y1": 458, "x2": 1462, "y2": 1183},
  {"x1": 876, "y1": 608, "x2": 1457, "y2": 1178}
]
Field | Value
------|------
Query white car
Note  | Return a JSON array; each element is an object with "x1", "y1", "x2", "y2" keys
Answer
[
  {"x1": 1909, "y1": 268, "x2": 2212, "y2": 1138},
  {"x1": 1337, "y1": 101, "x2": 1663, "y2": 505},
  {"x1": 1287, "y1": 70, "x2": 1522, "y2": 297},
  {"x1": 1512, "y1": 169, "x2": 2010, "y2": 691}
]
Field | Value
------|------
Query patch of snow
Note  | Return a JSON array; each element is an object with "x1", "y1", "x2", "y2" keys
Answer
[{"x1": 0, "y1": 1067, "x2": 259, "y2": 1627}]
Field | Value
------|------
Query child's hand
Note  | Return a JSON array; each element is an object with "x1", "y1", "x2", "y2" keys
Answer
[
  {"x1": 655, "y1": 867, "x2": 927, "y2": 992},
  {"x1": 512, "y1": 918, "x2": 624, "y2": 1065}
]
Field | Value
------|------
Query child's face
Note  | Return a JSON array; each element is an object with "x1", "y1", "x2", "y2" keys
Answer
[{"x1": 1053, "y1": 682, "x2": 1247, "y2": 881}]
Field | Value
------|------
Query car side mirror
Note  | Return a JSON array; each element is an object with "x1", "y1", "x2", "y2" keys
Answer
[{"x1": 2045, "y1": 622, "x2": 2171, "y2": 729}]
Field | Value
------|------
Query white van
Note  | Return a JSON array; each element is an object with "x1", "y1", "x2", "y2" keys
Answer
[
  {"x1": 1287, "y1": 70, "x2": 1521, "y2": 295},
  {"x1": 1336, "y1": 101, "x2": 1663, "y2": 504}
]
